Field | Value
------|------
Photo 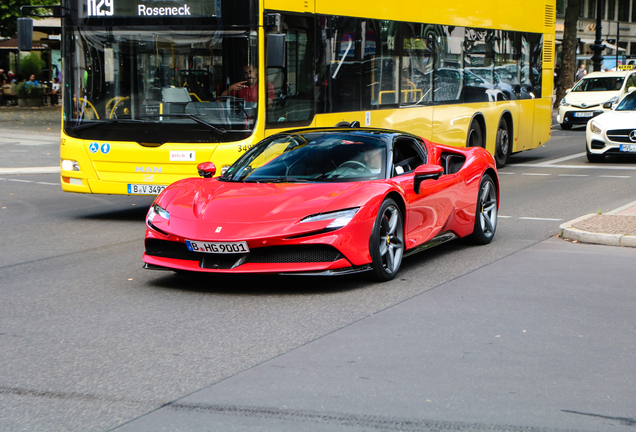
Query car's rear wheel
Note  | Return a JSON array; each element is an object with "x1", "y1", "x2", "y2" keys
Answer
[
  {"x1": 494, "y1": 117, "x2": 510, "y2": 168},
  {"x1": 586, "y1": 149, "x2": 605, "y2": 163},
  {"x1": 470, "y1": 174, "x2": 498, "y2": 244},
  {"x1": 369, "y1": 198, "x2": 404, "y2": 281},
  {"x1": 560, "y1": 123, "x2": 572, "y2": 130}
]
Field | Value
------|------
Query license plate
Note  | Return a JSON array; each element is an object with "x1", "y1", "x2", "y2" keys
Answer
[
  {"x1": 574, "y1": 112, "x2": 594, "y2": 117},
  {"x1": 185, "y1": 240, "x2": 250, "y2": 254},
  {"x1": 128, "y1": 184, "x2": 167, "y2": 195},
  {"x1": 620, "y1": 144, "x2": 636, "y2": 152}
]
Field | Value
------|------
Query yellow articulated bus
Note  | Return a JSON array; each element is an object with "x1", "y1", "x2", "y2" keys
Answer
[{"x1": 60, "y1": 0, "x2": 555, "y2": 195}]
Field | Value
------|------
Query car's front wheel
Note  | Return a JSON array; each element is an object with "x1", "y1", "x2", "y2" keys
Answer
[
  {"x1": 470, "y1": 174, "x2": 498, "y2": 244},
  {"x1": 369, "y1": 198, "x2": 404, "y2": 281},
  {"x1": 586, "y1": 149, "x2": 605, "y2": 163}
]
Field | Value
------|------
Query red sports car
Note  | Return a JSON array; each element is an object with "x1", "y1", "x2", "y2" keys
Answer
[{"x1": 143, "y1": 128, "x2": 499, "y2": 281}]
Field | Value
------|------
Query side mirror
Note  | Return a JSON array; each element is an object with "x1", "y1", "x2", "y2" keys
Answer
[
  {"x1": 602, "y1": 101, "x2": 614, "y2": 109},
  {"x1": 197, "y1": 162, "x2": 216, "y2": 178},
  {"x1": 628, "y1": 86, "x2": 636, "y2": 94},
  {"x1": 267, "y1": 34, "x2": 286, "y2": 68},
  {"x1": 565, "y1": 88, "x2": 571, "y2": 94},
  {"x1": 413, "y1": 164, "x2": 444, "y2": 194}
]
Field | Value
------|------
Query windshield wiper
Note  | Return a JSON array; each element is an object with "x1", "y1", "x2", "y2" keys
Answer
[
  {"x1": 71, "y1": 118, "x2": 148, "y2": 131},
  {"x1": 139, "y1": 114, "x2": 227, "y2": 137},
  {"x1": 246, "y1": 176, "x2": 309, "y2": 183}
]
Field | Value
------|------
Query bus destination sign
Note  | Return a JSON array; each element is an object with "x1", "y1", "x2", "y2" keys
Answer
[{"x1": 83, "y1": 0, "x2": 219, "y2": 17}]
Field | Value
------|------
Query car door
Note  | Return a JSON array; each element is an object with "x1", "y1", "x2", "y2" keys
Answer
[{"x1": 389, "y1": 137, "x2": 460, "y2": 249}]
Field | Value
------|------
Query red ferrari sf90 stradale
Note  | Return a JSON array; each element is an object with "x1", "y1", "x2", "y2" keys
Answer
[{"x1": 143, "y1": 128, "x2": 499, "y2": 281}]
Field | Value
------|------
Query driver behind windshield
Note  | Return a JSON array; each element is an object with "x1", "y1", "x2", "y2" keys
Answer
[{"x1": 221, "y1": 64, "x2": 275, "y2": 104}]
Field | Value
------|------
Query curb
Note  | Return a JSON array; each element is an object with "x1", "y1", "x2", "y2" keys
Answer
[{"x1": 560, "y1": 214, "x2": 636, "y2": 248}]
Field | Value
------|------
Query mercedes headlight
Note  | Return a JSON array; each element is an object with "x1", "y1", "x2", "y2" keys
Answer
[
  {"x1": 301, "y1": 208, "x2": 359, "y2": 229},
  {"x1": 590, "y1": 121, "x2": 603, "y2": 135}
]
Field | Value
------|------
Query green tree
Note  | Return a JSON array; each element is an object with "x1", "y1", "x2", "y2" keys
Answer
[
  {"x1": 554, "y1": 0, "x2": 581, "y2": 107},
  {"x1": 0, "y1": 0, "x2": 59, "y2": 39},
  {"x1": 20, "y1": 51, "x2": 45, "y2": 79}
]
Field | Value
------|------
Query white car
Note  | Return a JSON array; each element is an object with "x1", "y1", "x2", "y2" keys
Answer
[
  {"x1": 558, "y1": 70, "x2": 636, "y2": 130},
  {"x1": 586, "y1": 90, "x2": 636, "y2": 162}
]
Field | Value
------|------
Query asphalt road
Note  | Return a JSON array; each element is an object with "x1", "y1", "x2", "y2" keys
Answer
[{"x1": 1, "y1": 111, "x2": 635, "y2": 431}]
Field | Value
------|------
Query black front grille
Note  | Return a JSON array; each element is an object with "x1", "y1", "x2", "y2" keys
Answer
[
  {"x1": 246, "y1": 245, "x2": 342, "y2": 263},
  {"x1": 145, "y1": 239, "x2": 199, "y2": 261},
  {"x1": 607, "y1": 129, "x2": 636, "y2": 143},
  {"x1": 591, "y1": 140, "x2": 606, "y2": 149},
  {"x1": 145, "y1": 239, "x2": 343, "y2": 267}
]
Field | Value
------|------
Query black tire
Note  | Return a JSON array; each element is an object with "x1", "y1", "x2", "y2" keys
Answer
[
  {"x1": 470, "y1": 174, "x2": 498, "y2": 245},
  {"x1": 467, "y1": 120, "x2": 484, "y2": 148},
  {"x1": 369, "y1": 198, "x2": 405, "y2": 281},
  {"x1": 560, "y1": 123, "x2": 572, "y2": 130},
  {"x1": 494, "y1": 117, "x2": 511, "y2": 168},
  {"x1": 586, "y1": 150, "x2": 605, "y2": 163}
]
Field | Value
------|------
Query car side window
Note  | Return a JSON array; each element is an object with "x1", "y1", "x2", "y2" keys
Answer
[{"x1": 391, "y1": 138, "x2": 426, "y2": 176}]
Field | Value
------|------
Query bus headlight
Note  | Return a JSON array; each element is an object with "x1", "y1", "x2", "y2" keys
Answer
[{"x1": 61, "y1": 160, "x2": 80, "y2": 171}]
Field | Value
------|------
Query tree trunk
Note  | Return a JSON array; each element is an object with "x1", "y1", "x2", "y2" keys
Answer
[{"x1": 554, "y1": 0, "x2": 581, "y2": 108}]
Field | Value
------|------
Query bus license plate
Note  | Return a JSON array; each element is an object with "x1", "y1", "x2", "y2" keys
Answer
[
  {"x1": 620, "y1": 144, "x2": 636, "y2": 152},
  {"x1": 574, "y1": 112, "x2": 594, "y2": 117},
  {"x1": 186, "y1": 240, "x2": 250, "y2": 254},
  {"x1": 128, "y1": 184, "x2": 167, "y2": 195}
]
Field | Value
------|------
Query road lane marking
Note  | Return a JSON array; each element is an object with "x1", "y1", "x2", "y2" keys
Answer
[
  {"x1": 521, "y1": 173, "x2": 551, "y2": 176},
  {"x1": 541, "y1": 152, "x2": 587, "y2": 165},
  {"x1": 0, "y1": 167, "x2": 60, "y2": 175},
  {"x1": 559, "y1": 174, "x2": 589, "y2": 177},
  {"x1": 508, "y1": 163, "x2": 636, "y2": 170},
  {"x1": 599, "y1": 175, "x2": 631, "y2": 178},
  {"x1": 519, "y1": 217, "x2": 564, "y2": 221}
]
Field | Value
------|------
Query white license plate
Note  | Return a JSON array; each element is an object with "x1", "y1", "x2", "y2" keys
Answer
[
  {"x1": 620, "y1": 144, "x2": 636, "y2": 152},
  {"x1": 127, "y1": 184, "x2": 167, "y2": 195},
  {"x1": 185, "y1": 240, "x2": 250, "y2": 254},
  {"x1": 574, "y1": 112, "x2": 594, "y2": 118}
]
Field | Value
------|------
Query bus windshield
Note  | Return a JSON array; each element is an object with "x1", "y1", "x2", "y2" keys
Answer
[{"x1": 65, "y1": 27, "x2": 258, "y2": 143}]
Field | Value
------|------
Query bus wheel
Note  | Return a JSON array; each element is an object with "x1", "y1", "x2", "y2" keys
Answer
[
  {"x1": 467, "y1": 120, "x2": 483, "y2": 148},
  {"x1": 494, "y1": 117, "x2": 510, "y2": 167}
]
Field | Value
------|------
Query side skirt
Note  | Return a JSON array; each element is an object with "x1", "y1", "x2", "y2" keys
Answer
[{"x1": 403, "y1": 232, "x2": 458, "y2": 258}]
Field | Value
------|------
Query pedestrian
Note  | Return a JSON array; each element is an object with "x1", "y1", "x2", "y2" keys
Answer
[
  {"x1": 25, "y1": 74, "x2": 40, "y2": 88},
  {"x1": 576, "y1": 65, "x2": 587, "y2": 81},
  {"x1": 50, "y1": 77, "x2": 60, "y2": 105}
]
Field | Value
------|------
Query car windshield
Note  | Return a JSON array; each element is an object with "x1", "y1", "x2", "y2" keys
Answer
[
  {"x1": 572, "y1": 76, "x2": 624, "y2": 92},
  {"x1": 222, "y1": 132, "x2": 387, "y2": 182},
  {"x1": 616, "y1": 92, "x2": 636, "y2": 110}
]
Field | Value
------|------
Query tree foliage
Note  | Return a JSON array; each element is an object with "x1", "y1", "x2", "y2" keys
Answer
[
  {"x1": 555, "y1": 0, "x2": 581, "y2": 107},
  {"x1": 0, "y1": 0, "x2": 59, "y2": 39}
]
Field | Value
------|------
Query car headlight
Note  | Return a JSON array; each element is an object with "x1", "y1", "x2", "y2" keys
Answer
[
  {"x1": 590, "y1": 121, "x2": 603, "y2": 135},
  {"x1": 147, "y1": 203, "x2": 170, "y2": 225},
  {"x1": 605, "y1": 96, "x2": 618, "y2": 106},
  {"x1": 301, "y1": 208, "x2": 359, "y2": 229},
  {"x1": 559, "y1": 98, "x2": 570, "y2": 107}
]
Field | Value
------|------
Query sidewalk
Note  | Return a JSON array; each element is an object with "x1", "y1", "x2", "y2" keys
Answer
[{"x1": 560, "y1": 200, "x2": 636, "y2": 247}]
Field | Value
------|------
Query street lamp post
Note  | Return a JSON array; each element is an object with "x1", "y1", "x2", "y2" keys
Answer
[{"x1": 591, "y1": 0, "x2": 605, "y2": 71}]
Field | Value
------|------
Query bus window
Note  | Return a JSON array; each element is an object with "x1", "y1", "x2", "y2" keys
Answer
[
  {"x1": 401, "y1": 24, "x2": 433, "y2": 105},
  {"x1": 266, "y1": 14, "x2": 315, "y2": 126},
  {"x1": 434, "y1": 26, "x2": 463, "y2": 103}
]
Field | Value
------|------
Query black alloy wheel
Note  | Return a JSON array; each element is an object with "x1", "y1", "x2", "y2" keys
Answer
[
  {"x1": 470, "y1": 174, "x2": 498, "y2": 244},
  {"x1": 369, "y1": 198, "x2": 405, "y2": 281}
]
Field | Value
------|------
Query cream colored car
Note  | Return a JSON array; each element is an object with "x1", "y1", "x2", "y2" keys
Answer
[{"x1": 557, "y1": 70, "x2": 636, "y2": 130}]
